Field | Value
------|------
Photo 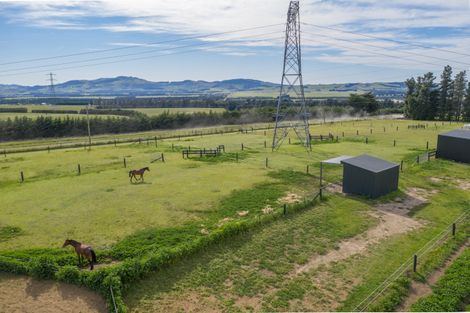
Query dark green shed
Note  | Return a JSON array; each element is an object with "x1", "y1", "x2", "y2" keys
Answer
[
  {"x1": 436, "y1": 129, "x2": 470, "y2": 164},
  {"x1": 341, "y1": 154, "x2": 399, "y2": 198}
]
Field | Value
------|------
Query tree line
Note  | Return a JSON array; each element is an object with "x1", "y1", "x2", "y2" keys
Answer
[
  {"x1": 0, "y1": 111, "x2": 272, "y2": 141},
  {"x1": 404, "y1": 66, "x2": 470, "y2": 121}
]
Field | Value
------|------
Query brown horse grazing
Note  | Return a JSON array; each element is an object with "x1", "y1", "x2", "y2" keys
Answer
[
  {"x1": 129, "y1": 167, "x2": 150, "y2": 183},
  {"x1": 62, "y1": 239, "x2": 97, "y2": 270}
]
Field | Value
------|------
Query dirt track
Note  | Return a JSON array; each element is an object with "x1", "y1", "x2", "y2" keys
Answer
[{"x1": 0, "y1": 273, "x2": 106, "y2": 313}]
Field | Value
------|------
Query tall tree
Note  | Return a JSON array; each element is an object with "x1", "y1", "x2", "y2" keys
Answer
[
  {"x1": 463, "y1": 82, "x2": 470, "y2": 122},
  {"x1": 438, "y1": 65, "x2": 453, "y2": 120},
  {"x1": 451, "y1": 71, "x2": 467, "y2": 121},
  {"x1": 404, "y1": 78, "x2": 417, "y2": 118},
  {"x1": 415, "y1": 72, "x2": 437, "y2": 120}
]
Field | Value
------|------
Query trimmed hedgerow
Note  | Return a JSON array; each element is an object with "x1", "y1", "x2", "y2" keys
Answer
[{"x1": 29, "y1": 255, "x2": 59, "y2": 279}]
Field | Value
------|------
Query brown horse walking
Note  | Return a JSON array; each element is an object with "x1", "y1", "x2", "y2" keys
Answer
[
  {"x1": 129, "y1": 167, "x2": 150, "y2": 183},
  {"x1": 62, "y1": 239, "x2": 97, "y2": 270}
]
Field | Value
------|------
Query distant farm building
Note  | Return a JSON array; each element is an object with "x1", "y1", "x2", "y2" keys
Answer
[
  {"x1": 436, "y1": 129, "x2": 470, "y2": 164},
  {"x1": 341, "y1": 154, "x2": 399, "y2": 198}
]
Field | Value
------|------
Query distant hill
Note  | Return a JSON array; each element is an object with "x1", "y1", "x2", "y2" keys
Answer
[{"x1": 0, "y1": 76, "x2": 405, "y2": 98}]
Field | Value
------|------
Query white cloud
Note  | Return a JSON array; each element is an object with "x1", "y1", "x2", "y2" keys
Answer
[{"x1": 0, "y1": 0, "x2": 469, "y2": 81}]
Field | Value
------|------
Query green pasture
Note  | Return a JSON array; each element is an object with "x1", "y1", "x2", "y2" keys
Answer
[{"x1": 0, "y1": 118, "x2": 469, "y2": 312}]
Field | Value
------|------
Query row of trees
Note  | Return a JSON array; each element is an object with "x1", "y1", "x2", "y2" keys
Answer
[
  {"x1": 0, "y1": 111, "x2": 272, "y2": 141},
  {"x1": 404, "y1": 66, "x2": 470, "y2": 121}
]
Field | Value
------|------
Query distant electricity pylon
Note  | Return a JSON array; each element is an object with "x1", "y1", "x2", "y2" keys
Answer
[
  {"x1": 46, "y1": 72, "x2": 56, "y2": 99},
  {"x1": 272, "y1": 0, "x2": 311, "y2": 151}
]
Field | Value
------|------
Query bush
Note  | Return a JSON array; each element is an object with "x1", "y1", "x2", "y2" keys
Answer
[
  {"x1": 29, "y1": 255, "x2": 59, "y2": 279},
  {"x1": 0, "y1": 256, "x2": 29, "y2": 274},
  {"x1": 55, "y1": 265, "x2": 81, "y2": 284}
]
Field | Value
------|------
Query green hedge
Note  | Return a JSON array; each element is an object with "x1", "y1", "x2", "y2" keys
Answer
[
  {"x1": 411, "y1": 247, "x2": 470, "y2": 312},
  {"x1": 0, "y1": 193, "x2": 319, "y2": 312}
]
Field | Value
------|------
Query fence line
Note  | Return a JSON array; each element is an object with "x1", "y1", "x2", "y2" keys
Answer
[{"x1": 355, "y1": 211, "x2": 469, "y2": 312}]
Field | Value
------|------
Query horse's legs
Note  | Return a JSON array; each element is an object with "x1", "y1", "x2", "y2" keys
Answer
[{"x1": 77, "y1": 252, "x2": 81, "y2": 266}]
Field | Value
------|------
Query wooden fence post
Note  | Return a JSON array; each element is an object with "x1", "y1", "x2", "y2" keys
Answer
[
  {"x1": 20, "y1": 171, "x2": 24, "y2": 183},
  {"x1": 161, "y1": 153, "x2": 165, "y2": 163},
  {"x1": 356, "y1": 130, "x2": 359, "y2": 135},
  {"x1": 264, "y1": 141, "x2": 267, "y2": 148},
  {"x1": 306, "y1": 165, "x2": 309, "y2": 174},
  {"x1": 265, "y1": 158, "x2": 268, "y2": 168},
  {"x1": 452, "y1": 223, "x2": 456, "y2": 237},
  {"x1": 288, "y1": 138, "x2": 291, "y2": 144},
  {"x1": 77, "y1": 164, "x2": 81, "y2": 175},
  {"x1": 413, "y1": 255, "x2": 418, "y2": 272},
  {"x1": 155, "y1": 136, "x2": 158, "y2": 147},
  {"x1": 417, "y1": 155, "x2": 420, "y2": 164},
  {"x1": 241, "y1": 143, "x2": 244, "y2": 151},
  {"x1": 319, "y1": 162, "x2": 323, "y2": 200},
  {"x1": 366, "y1": 137, "x2": 368, "y2": 144},
  {"x1": 394, "y1": 140, "x2": 396, "y2": 147},
  {"x1": 370, "y1": 129, "x2": 372, "y2": 134},
  {"x1": 401, "y1": 160, "x2": 404, "y2": 172},
  {"x1": 123, "y1": 158, "x2": 127, "y2": 168},
  {"x1": 283, "y1": 204, "x2": 287, "y2": 215},
  {"x1": 426, "y1": 141, "x2": 429, "y2": 150}
]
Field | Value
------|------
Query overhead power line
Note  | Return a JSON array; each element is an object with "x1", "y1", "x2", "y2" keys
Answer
[
  {"x1": 0, "y1": 33, "x2": 284, "y2": 78},
  {"x1": 301, "y1": 36, "x2": 468, "y2": 72},
  {"x1": 301, "y1": 30, "x2": 470, "y2": 67},
  {"x1": 0, "y1": 30, "x2": 283, "y2": 74},
  {"x1": 301, "y1": 22, "x2": 470, "y2": 59},
  {"x1": 0, "y1": 23, "x2": 284, "y2": 67}
]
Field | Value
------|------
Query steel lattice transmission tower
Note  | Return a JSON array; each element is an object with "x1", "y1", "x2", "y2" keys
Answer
[
  {"x1": 46, "y1": 72, "x2": 56, "y2": 98},
  {"x1": 272, "y1": 1, "x2": 311, "y2": 151}
]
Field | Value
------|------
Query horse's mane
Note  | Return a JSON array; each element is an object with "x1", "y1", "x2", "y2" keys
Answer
[{"x1": 68, "y1": 239, "x2": 81, "y2": 245}]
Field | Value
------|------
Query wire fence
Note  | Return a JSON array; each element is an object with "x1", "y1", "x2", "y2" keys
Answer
[{"x1": 354, "y1": 211, "x2": 469, "y2": 312}]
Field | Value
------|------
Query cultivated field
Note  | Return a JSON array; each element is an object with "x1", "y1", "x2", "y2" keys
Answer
[{"x1": 0, "y1": 118, "x2": 469, "y2": 312}]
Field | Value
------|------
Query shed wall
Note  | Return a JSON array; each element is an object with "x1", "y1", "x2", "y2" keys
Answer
[{"x1": 436, "y1": 135, "x2": 470, "y2": 164}]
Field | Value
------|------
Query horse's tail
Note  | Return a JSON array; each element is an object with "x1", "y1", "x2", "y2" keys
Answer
[{"x1": 91, "y1": 249, "x2": 97, "y2": 263}]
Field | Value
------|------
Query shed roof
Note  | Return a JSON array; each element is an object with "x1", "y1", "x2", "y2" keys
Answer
[
  {"x1": 322, "y1": 155, "x2": 353, "y2": 165},
  {"x1": 341, "y1": 154, "x2": 398, "y2": 173},
  {"x1": 440, "y1": 129, "x2": 470, "y2": 140}
]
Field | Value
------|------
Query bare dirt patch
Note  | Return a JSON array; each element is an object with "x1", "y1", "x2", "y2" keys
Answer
[
  {"x1": 397, "y1": 238, "x2": 470, "y2": 311},
  {"x1": 278, "y1": 192, "x2": 302, "y2": 204},
  {"x1": 376, "y1": 187, "x2": 437, "y2": 216},
  {"x1": 456, "y1": 179, "x2": 470, "y2": 190},
  {"x1": 325, "y1": 183, "x2": 343, "y2": 194},
  {"x1": 428, "y1": 177, "x2": 442, "y2": 184},
  {"x1": 293, "y1": 211, "x2": 422, "y2": 276},
  {"x1": 233, "y1": 295, "x2": 263, "y2": 312},
  {"x1": 0, "y1": 273, "x2": 106, "y2": 313}
]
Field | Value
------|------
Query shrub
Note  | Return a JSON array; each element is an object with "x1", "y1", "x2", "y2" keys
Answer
[
  {"x1": 0, "y1": 256, "x2": 29, "y2": 274},
  {"x1": 55, "y1": 265, "x2": 81, "y2": 284},
  {"x1": 29, "y1": 255, "x2": 59, "y2": 279}
]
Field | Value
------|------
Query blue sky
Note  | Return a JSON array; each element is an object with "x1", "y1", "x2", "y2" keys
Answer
[{"x1": 0, "y1": 0, "x2": 469, "y2": 86}]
